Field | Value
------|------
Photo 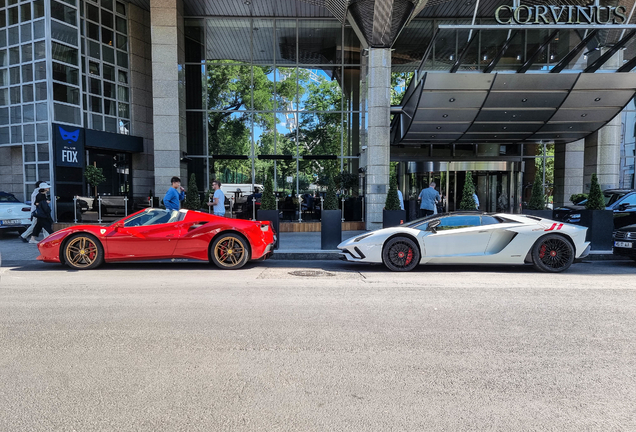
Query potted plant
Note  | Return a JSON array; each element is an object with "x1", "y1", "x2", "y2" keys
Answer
[
  {"x1": 85, "y1": 164, "x2": 106, "y2": 198},
  {"x1": 183, "y1": 173, "x2": 201, "y2": 210},
  {"x1": 257, "y1": 179, "x2": 279, "y2": 250},
  {"x1": 383, "y1": 175, "x2": 406, "y2": 228},
  {"x1": 321, "y1": 176, "x2": 341, "y2": 250},
  {"x1": 458, "y1": 171, "x2": 478, "y2": 211},
  {"x1": 580, "y1": 173, "x2": 613, "y2": 250},
  {"x1": 523, "y1": 173, "x2": 553, "y2": 218}
]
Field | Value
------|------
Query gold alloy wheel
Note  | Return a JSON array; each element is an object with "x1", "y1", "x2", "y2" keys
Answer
[
  {"x1": 65, "y1": 236, "x2": 99, "y2": 269},
  {"x1": 213, "y1": 236, "x2": 246, "y2": 268}
]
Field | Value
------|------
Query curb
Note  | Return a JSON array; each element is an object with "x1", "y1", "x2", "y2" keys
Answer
[{"x1": 271, "y1": 250, "x2": 341, "y2": 260}]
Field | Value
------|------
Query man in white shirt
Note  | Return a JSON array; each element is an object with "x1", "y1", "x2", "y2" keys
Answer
[
  {"x1": 208, "y1": 180, "x2": 226, "y2": 217},
  {"x1": 397, "y1": 188, "x2": 404, "y2": 211},
  {"x1": 20, "y1": 181, "x2": 42, "y2": 243}
]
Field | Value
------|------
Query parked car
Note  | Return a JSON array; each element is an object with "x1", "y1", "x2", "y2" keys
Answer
[
  {"x1": 37, "y1": 208, "x2": 276, "y2": 270},
  {"x1": 553, "y1": 189, "x2": 636, "y2": 229},
  {"x1": 338, "y1": 212, "x2": 590, "y2": 273},
  {"x1": 612, "y1": 224, "x2": 636, "y2": 261},
  {"x1": 0, "y1": 191, "x2": 32, "y2": 234}
]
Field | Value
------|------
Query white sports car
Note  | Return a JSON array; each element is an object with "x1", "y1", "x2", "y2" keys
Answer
[
  {"x1": 0, "y1": 192, "x2": 32, "y2": 234},
  {"x1": 338, "y1": 212, "x2": 590, "y2": 273}
]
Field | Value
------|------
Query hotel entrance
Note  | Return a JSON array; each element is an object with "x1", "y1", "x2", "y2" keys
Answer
[{"x1": 403, "y1": 161, "x2": 523, "y2": 217}]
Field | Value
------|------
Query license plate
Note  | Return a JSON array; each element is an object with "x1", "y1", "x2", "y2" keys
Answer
[
  {"x1": 0, "y1": 219, "x2": 22, "y2": 225},
  {"x1": 614, "y1": 241, "x2": 633, "y2": 248}
]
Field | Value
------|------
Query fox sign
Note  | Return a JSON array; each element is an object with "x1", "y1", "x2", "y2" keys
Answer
[{"x1": 54, "y1": 124, "x2": 84, "y2": 168}]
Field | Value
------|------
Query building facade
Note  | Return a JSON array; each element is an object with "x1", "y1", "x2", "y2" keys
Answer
[{"x1": 1, "y1": 0, "x2": 635, "y2": 230}]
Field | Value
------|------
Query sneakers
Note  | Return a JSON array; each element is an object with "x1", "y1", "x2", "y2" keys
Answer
[
  {"x1": 20, "y1": 236, "x2": 28, "y2": 243},
  {"x1": 28, "y1": 238, "x2": 39, "y2": 244}
]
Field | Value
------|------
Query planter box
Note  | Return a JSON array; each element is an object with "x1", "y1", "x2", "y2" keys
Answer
[
  {"x1": 406, "y1": 199, "x2": 419, "y2": 221},
  {"x1": 321, "y1": 210, "x2": 342, "y2": 250},
  {"x1": 257, "y1": 209, "x2": 280, "y2": 250},
  {"x1": 522, "y1": 209, "x2": 554, "y2": 219},
  {"x1": 383, "y1": 209, "x2": 407, "y2": 228},
  {"x1": 580, "y1": 209, "x2": 614, "y2": 251}
]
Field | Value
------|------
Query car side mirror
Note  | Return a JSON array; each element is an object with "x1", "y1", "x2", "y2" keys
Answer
[
  {"x1": 113, "y1": 222, "x2": 125, "y2": 230},
  {"x1": 426, "y1": 220, "x2": 440, "y2": 233},
  {"x1": 618, "y1": 203, "x2": 631, "y2": 211}
]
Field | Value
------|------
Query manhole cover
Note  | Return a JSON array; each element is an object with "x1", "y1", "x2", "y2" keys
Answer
[{"x1": 288, "y1": 270, "x2": 336, "y2": 277}]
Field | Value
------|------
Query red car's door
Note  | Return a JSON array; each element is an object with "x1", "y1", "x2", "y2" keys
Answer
[{"x1": 105, "y1": 222, "x2": 181, "y2": 260}]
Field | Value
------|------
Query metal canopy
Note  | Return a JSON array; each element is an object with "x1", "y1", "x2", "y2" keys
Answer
[{"x1": 393, "y1": 72, "x2": 636, "y2": 146}]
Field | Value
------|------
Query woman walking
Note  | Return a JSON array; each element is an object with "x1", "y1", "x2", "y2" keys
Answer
[{"x1": 29, "y1": 183, "x2": 53, "y2": 244}]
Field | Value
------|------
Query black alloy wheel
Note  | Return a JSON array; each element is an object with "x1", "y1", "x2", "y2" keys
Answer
[
  {"x1": 382, "y1": 236, "x2": 420, "y2": 272},
  {"x1": 531, "y1": 234, "x2": 575, "y2": 273}
]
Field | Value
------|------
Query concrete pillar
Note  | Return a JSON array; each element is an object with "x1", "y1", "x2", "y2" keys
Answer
[
  {"x1": 150, "y1": 0, "x2": 186, "y2": 196},
  {"x1": 365, "y1": 48, "x2": 391, "y2": 231},
  {"x1": 584, "y1": 114, "x2": 621, "y2": 191},
  {"x1": 553, "y1": 139, "x2": 584, "y2": 207}
]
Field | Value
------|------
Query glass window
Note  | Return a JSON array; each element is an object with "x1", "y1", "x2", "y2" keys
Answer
[
  {"x1": 124, "y1": 209, "x2": 177, "y2": 227},
  {"x1": 103, "y1": 98, "x2": 115, "y2": 115},
  {"x1": 23, "y1": 123, "x2": 34, "y2": 142},
  {"x1": 9, "y1": 85, "x2": 19, "y2": 103},
  {"x1": 91, "y1": 113, "x2": 102, "y2": 130},
  {"x1": 115, "y1": 16, "x2": 125, "y2": 34},
  {"x1": 10, "y1": 105, "x2": 20, "y2": 123},
  {"x1": 103, "y1": 80, "x2": 113, "y2": 98},
  {"x1": 34, "y1": 81, "x2": 46, "y2": 100},
  {"x1": 20, "y1": 22, "x2": 31, "y2": 42},
  {"x1": 88, "y1": 40, "x2": 99, "y2": 58},
  {"x1": 0, "y1": 50, "x2": 5, "y2": 67},
  {"x1": 89, "y1": 77, "x2": 100, "y2": 95},
  {"x1": 33, "y1": 1, "x2": 45, "y2": 19},
  {"x1": 21, "y1": 43, "x2": 31, "y2": 62},
  {"x1": 116, "y1": 50, "x2": 127, "y2": 68},
  {"x1": 436, "y1": 215, "x2": 482, "y2": 230},
  {"x1": 51, "y1": 1, "x2": 76, "y2": 26},
  {"x1": 22, "y1": 103, "x2": 33, "y2": 121},
  {"x1": 52, "y1": 42, "x2": 78, "y2": 65},
  {"x1": 34, "y1": 40, "x2": 45, "y2": 59},
  {"x1": 481, "y1": 216, "x2": 501, "y2": 225},
  {"x1": 103, "y1": 63, "x2": 114, "y2": 81},
  {"x1": 116, "y1": 1, "x2": 125, "y2": 15},
  {"x1": 115, "y1": 33, "x2": 126, "y2": 50},
  {"x1": 20, "y1": 2, "x2": 30, "y2": 22},
  {"x1": 33, "y1": 19, "x2": 44, "y2": 39},
  {"x1": 87, "y1": 22, "x2": 99, "y2": 40},
  {"x1": 9, "y1": 66, "x2": 19, "y2": 84},
  {"x1": 11, "y1": 124, "x2": 21, "y2": 143},
  {"x1": 8, "y1": 7, "x2": 18, "y2": 26},
  {"x1": 53, "y1": 82, "x2": 80, "y2": 104},
  {"x1": 86, "y1": 3, "x2": 99, "y2": 22},
  {"x1": 8, "y1": 46, "x2": 18, "y2": 64},
  {"x1": 117, "y1": 85, "x2": 128, "y2": 102},
  {"x1": 0, "y1": 126, "x2": 8, "y2": 144},
  {"x1": 34, "y1": 61, "x2": 45, "y2": 80},
  {"x1": 24, "y1": 164, "x2": 35, "y2": 181},
  {"x1": 0, "y1": 11, "x2": 5, "y2": 29},
  {"x1": 118, "y1": 102, "x2": 128, "y2": 118},
  {"x1": 117, "y1": 69, "x2": 126, "y2": 83},
  {"x1": 54, "y1": 102, "x2": 81, "y2": 124},
  {"x1": 35, "y1": 101, "x2": 47, "y2": 120},
  {"x1": 0, "y1": 88, "x2": 6, "y2": 106},
  {"x1": 88, "y1": 61, "x2": 99, "y2": 75},
  {"x1": 51, "y1": 20, "x2": 78, "y2": 46},
  {"x1": 0, "y1": 107, "x2": 9, "y2": 124},
  {"x1": 37, "y1": 143, "x2": 48, "y2": 160},
  {"x1": 102, "y1": 27, "x2": 113, "y2": 46},
  {"x1": 89, "y1": 95, "x2": 101, "y2": 112},
  {"x1": 52, "y1": 62, "x2": 79, "y2": 85},
  {"x1": 104, "y1": 115, "x2": 116, "y2": 132},
  {"x1": 21, "y1": 63, "x2": 32, "y2": 82},
  {"x1": 0, "y1": 68, "x2": 6, "y2": 86},
  {"x1": 101, "y1": 10, "x2": 113, "y2": 29},
  {"x1": 37, "y1": 164, "x2": 49, "y2": 182},
  {"x1": 24, "y1": 144, "x2": 35, "y2": 161},
  {"x1": 102, "y1": 45, "x2": 114, "y2": 63}
]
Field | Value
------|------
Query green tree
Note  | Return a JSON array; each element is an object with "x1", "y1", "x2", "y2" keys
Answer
[
  {"x1": 527, "y1": 173, "x2": 546, "y2": 210},
  {"x1": 184, "y1": 173, "x2": 201, "y2": 210},
  {"x1": 459, "y1": 172, "x2": 477, "y2": 210},
  {"x1": 385, "y1": 175, "x2": 401, "y2": 211},
  {"x1": 85, "y1": 165, "x2": 106, "y2": 197},
  {"x1": 390, "y1": 72, "x2": 413, "y2": 106},
  {"x1": 586, "y1": 173, "x2": 605, "y2": 210},
  {"x1": 260, "y1": 178, "x2": 276, "y2": 211},
  {"x1": 323, "y1": 176, "x2": 338, "y2": 210}
]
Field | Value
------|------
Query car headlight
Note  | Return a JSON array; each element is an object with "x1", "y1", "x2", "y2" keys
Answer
[
  {"x1": 354, "y1": 233, "x2": 373, "y2": 242},
  {"x1": 569, "y1": 213, "x2": 581, "y2": 219}
]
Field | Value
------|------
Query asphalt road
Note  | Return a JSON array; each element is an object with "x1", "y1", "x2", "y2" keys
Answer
[{"x1": 1, "y1": 259, "x2": 636, "y2": 431}]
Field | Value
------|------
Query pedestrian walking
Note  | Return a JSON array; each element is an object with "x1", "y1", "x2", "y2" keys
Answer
[
  {"x1": 397, "y1": 188, "x2": 404, "y2": 211},
  {"x1": 20, "y1": 180, "x2": 43, "y2": 243},
  {"x1": 417, "y1": 182, "x2": 440, "y2": 218},
  {"x1": 208, "y1": 180, "x2": 226, "y2": 217},
  {"x1": 29, "y1": 183, "x2": 53, "y2": 244},
  {"x1": 163, "y1": 176, "x2": 185, "y2": 211},
  {"x1": 473, "y1": 192, "x2": 480, "y2": 210}
]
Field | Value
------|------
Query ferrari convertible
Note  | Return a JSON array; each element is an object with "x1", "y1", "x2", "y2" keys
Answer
[
  {"x1": 37, "y1": 208, "x2": 276, "y2": 270},
  {"x1": 338, "y1": 212, "x2": 590, "y2": 273}
]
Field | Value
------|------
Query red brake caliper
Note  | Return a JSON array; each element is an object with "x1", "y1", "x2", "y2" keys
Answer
[
  {"x1": 539, "y1": 244, "x2": 547, "y2": 259},
  {"x1": 405, "y1": 249, "x2": 413, "y2": 265}
]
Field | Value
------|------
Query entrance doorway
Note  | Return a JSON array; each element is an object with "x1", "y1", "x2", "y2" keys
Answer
[{"x1": 404, "y1": 161, "x2": 523, "y2": 215}]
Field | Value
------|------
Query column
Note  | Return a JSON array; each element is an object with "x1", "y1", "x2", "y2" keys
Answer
[
  {"x1": 150, "y1": 0, "x2": 186, "y2": 196},
  {"x1": 553, "y1": 139, "x2": 584, "y2": 207},
  {"x1": 365, "y1": 48, "x2": 391, "y2": 231},
  {"x1": 584, "y1": 114, "x2": 621, "y2": 191}
]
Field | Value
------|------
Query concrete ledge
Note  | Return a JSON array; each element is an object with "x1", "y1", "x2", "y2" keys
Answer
[{"x1": 271, "y1": 250, "x2": 341, "y2": 260}]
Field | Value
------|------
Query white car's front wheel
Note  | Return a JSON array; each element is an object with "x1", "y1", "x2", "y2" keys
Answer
[
  {"x1": 531, "y1": 234, "x2": 575, "y2": 273},
  {"x1": 382, "y1": 237, "x2": 420, "y2": 272}
]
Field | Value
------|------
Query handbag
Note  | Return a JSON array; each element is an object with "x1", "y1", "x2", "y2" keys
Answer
[{"x1": 32, "y1": 205, "x2": 46, "y2": 219}]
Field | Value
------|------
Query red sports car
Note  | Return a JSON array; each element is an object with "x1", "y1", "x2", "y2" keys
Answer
[{"x1": 37, "y1": 208, "x2": 276, "y2": 270}]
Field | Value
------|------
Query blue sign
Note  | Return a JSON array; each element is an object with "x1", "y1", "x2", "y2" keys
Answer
[{"x1": 54, "y1": 124, "x2": 85, "y2": 168}]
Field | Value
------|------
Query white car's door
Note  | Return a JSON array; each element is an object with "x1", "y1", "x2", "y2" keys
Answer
[{"x1": 419, "y1": 215, "x2": 492, "y2": 258}]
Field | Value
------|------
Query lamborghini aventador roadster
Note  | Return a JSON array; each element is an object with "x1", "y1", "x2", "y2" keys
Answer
[{"x1": 338, "y1": 212, "x2": 590, "y2": 273}]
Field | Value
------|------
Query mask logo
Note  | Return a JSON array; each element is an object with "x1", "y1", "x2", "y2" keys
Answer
[{"x1": 59, "y1": 127, "x2": 80, "y2": 143}]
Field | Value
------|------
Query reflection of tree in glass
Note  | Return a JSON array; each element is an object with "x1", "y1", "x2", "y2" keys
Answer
[{"x1": 391, "y1": 72, "x2": 413, "y2": 106}]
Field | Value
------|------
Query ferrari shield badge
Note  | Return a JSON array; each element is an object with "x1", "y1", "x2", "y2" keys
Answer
[{"x1": 100, "y1": 229, "x2": 106, "y2": 235}]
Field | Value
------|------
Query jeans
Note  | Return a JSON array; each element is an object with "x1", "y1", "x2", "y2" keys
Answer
[{"x1": 419, "y1": 209, "x2": 434, "y2": 218}]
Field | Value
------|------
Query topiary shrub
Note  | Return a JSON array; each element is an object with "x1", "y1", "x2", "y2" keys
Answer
[
  {"x1": 385, "y1": 175, "x2": 401, "y2": 211},
  {"x1": 260, "y1": 179, "x2": 276, "y2": 211},
  {"x1": 570, "y1": 193, "x2": 588, "y2": 205},
  {"x1": 527, "y1": 173, "x2": 545, "y2": 210},
  {"x1": 323, "y1": 176, "x2": 338, "y2": 210},
  {"x1": 184, "y1": 173, "x2": 201, "y2": 210},
  {"x1": 458, "y1": 171, "x2": 477, "y2": 210},
  {"x1": 586, "y1": 173, "x2": 605, "y2": 210}
]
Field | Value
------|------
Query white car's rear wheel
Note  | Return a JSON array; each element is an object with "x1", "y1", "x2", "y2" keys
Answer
[
  {"x1": 382, "y1": 237, "x2": 420, "y2": 272},
  {"x1": 531, "y1": 234, "x2": 574, "y2": 273}
]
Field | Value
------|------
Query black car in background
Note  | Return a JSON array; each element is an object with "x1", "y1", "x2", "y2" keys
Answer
[
  {"x1": 553, "y1": 189, "x2": 636, "y2": 229},
  {"x1": 613, "y1": 224, "x2": 636, "y2": 261}
]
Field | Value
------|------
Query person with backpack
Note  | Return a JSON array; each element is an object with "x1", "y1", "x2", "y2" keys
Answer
[{"x1": 29, "y1": 183, "x2": 53, "y2": 244}]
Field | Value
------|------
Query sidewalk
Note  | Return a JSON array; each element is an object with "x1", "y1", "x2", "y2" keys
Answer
[{"x1": 0, "y1": 230, "x2": 626, "y2": 265}]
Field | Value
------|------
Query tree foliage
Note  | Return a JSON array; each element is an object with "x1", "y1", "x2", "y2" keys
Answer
[
  {"x1": 586, "y1": 173, "x2": 605, "y2": 210},
  {"x1": 260, "y1": 178, "x2": 276, "y2": 211},
  {"x1": 184, "y1": 173, "x2": 201, "y2": 210},
  {"x1": 570, "y1": 193, "x2": 588, "y2": 205},
  {"x1": 385, "y1": 175, "x2": 401, "y2": 211},
  {"x1": 85, "y1": 165, "x2": 106, "y2": 197},
  {"x1": 459, "y1": 172, "x2": 477, "y2": 210},
  {"x1": 323, "y1": 176, "x2": 339, "y2": 211},
  {"x1": 527, "y1": 173, "x2": 546, "y2": 210}
]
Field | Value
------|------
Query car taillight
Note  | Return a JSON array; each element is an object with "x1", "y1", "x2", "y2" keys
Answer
[{"x1": 21, "y1": 207, "x2": 30, "y2": 212}]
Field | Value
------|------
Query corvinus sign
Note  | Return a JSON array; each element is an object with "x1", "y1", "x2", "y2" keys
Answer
[{"x1": 495, "y1": 4, "x2": 628, "y2": 25}]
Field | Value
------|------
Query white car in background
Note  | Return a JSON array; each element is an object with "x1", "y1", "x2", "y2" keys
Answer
[
  {"x1": 0, "y1": 192, "x2": 32, "y2": 234},
  {"x1": 339, "y1": 212, "x2": 590, "y2": 273}
]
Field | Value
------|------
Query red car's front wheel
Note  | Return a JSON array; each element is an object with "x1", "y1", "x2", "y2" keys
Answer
[
  {"x1": 210, "y1": 233, "x2": 250, "y2": 270},
  {"x1": 64, "y1": 234, "x2": 104, "y2": 270}
]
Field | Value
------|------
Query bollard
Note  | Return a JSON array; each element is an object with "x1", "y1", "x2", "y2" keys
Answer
[
  {"x1": 341, "y1": 197, "x2": 345, "y2": 222},
  {"x1": 320, "y1": 196, "x2": 324, "y2": 221},
  {"x1": 124, "y1": 196, "x2": 128, "y2": 217},
  {"x1": 73, "y1": 195, "x2": 78, "y2": 223},
  {"x1": 252, "y1": 197, "x2": 256, "y2": 220},
  {"x1": 97, "y1": 196, "x2": 102, "y2": 223}
]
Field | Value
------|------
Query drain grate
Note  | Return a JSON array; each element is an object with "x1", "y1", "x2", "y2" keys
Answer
[{"x1": 288, "y1": 270, "x2": 336, "y2": 277}]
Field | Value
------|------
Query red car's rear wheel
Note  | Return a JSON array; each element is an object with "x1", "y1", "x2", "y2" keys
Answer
[
  {"x1": 64, "y1": 234, "x2": 104, "y2": 270},
  {"x1": 210, "y1": 233, "x2": 250, "y2": 269}
]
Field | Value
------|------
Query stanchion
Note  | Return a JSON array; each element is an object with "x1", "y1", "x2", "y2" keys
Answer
[
  {"x1": 320, "y1": 196, "x2": 324, "y2": 221},
  {"x1": 124, "y1": 196, "x2": 128, "y2": 217},
  {"x1": 252, "y1": 197, "x2": 256, "y2": 220},
  {"x1": 97, "y1": 196, "x2": 102, "y2": 223},
  {"x1": 298, "y1": 194, "x2": 302, "y2": 223},
  {"x1": 230, "y1": 197, "x2": 234, "y2": 218},
  {"x1": 149, "y1": 196, "x2": 153, "y2": 208},
  {"x1": 73, "y1": 196, "x2": 78, "y2": 223},
  {"x1": 341, "y1": 197, "x2": 345, "y2": 222},
  {"x1": 361, "y1": 196, "x2": 365, "y2": 223}
]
